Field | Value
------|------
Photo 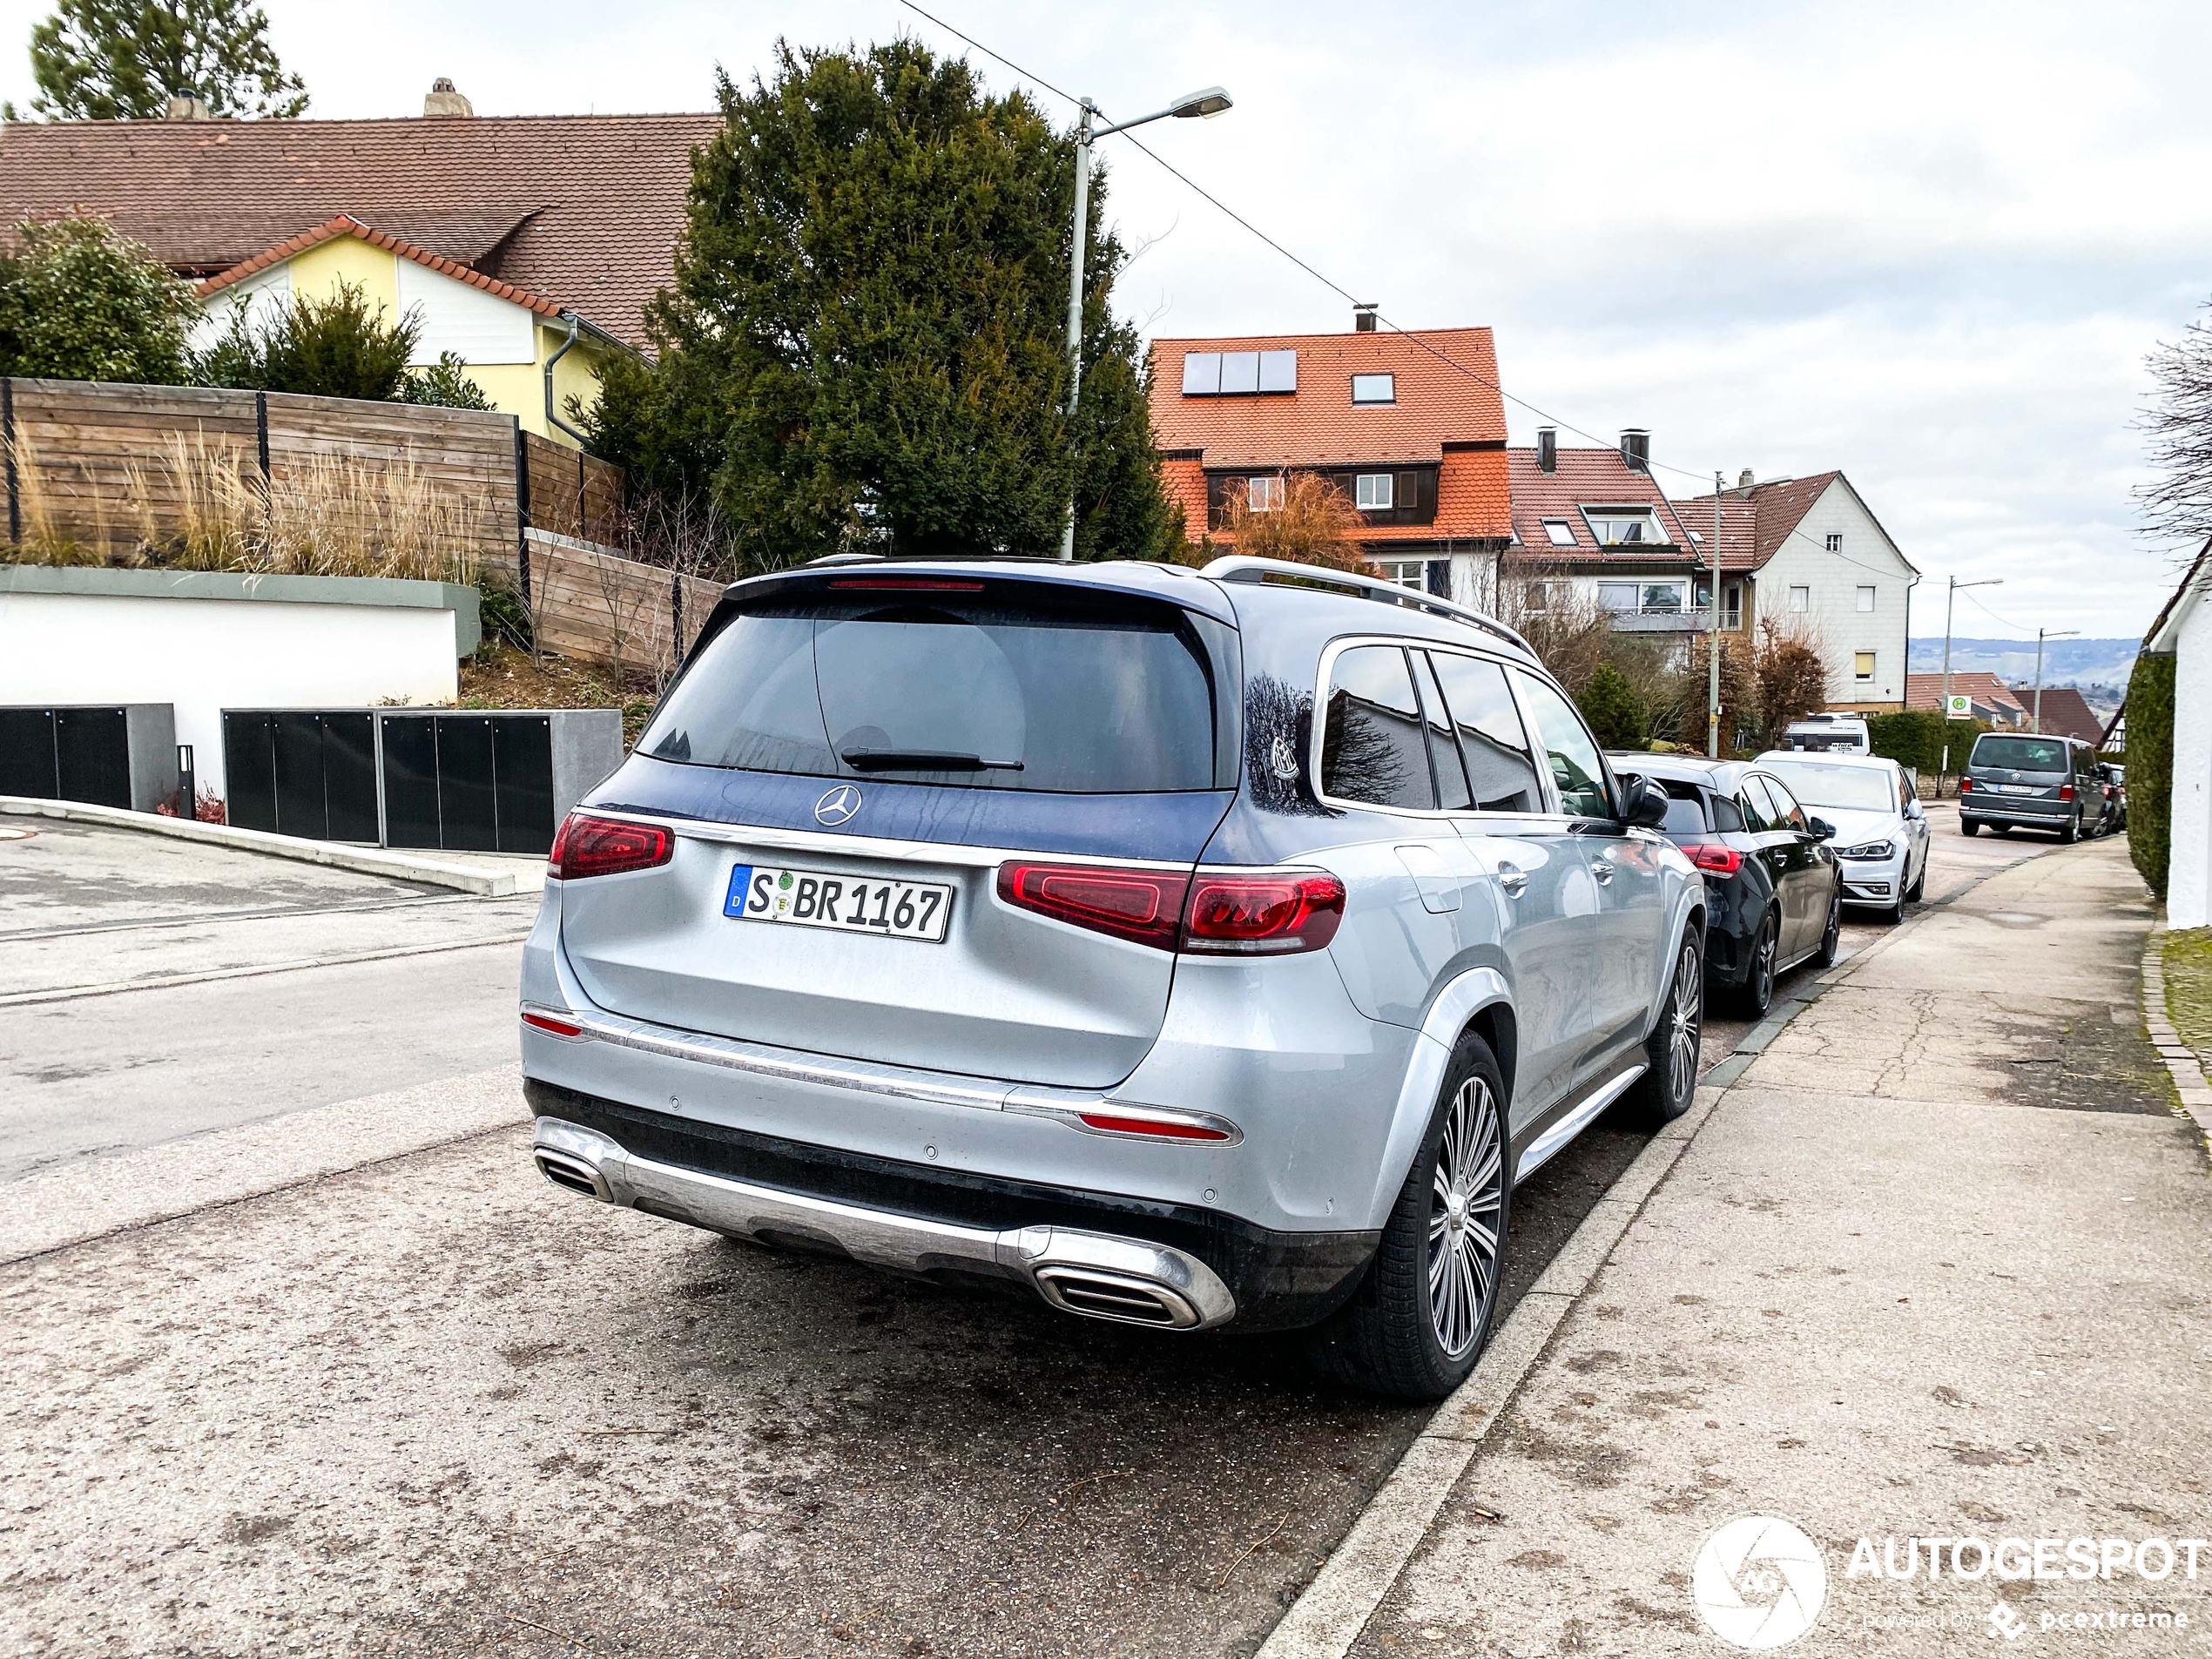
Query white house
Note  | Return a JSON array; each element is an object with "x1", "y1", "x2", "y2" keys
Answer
[
  {"x1": 2146, "y1": 545, "x2": 2212, "y2": 927},
  {"x1": 1674, "y1": 472, "x2": 1920, "y2": 711}
]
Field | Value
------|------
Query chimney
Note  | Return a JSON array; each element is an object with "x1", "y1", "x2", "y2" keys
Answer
[
  {"x1": 164, "y1": 91, "x2": 210, "y2": 120},
  {"x1": 1737, "y1": 468, "x2": 1755, "y2": 490},
  {"x1": 423, "y1": 77, "x2": 475, "y2": 118},
  {"x1": 1352, "y1": 303, "x2": 1377, "y2": 333},
  {"x1": 1620, "y1": 428, "x2": 1650, "y2": 474},
  {"x1": 1535, "y1": 427, "x2": 1556, "y2": 474}
]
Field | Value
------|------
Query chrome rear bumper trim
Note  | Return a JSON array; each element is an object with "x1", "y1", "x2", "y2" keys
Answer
[{"x1": 531, "y1": 1117, "x2": 1237, "y2": 1330}]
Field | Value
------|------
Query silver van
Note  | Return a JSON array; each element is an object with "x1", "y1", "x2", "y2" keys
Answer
[
  {"x1": 519, "y1": 556, "x2": 1704, "y2": 1399},
  {"x1": 1961, "y1": 732, "x2": 2102, "y2": 841}
]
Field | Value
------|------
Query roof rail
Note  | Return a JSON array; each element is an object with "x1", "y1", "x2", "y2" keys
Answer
[{"x1": 1199, "y1": 556, "x2": 1537, "y2": 658}]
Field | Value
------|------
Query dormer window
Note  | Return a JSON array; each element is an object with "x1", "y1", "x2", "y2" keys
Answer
[
  {"x1": 1351, "y1": 373, "x2": 1395, "y2": 404},
  {"x1": 1582, "y1": 507, "x2": 1659, "y2": 545},
  {"x1": 1354, "y1": 473, "x2": 1394, "y2": 510},
  {"x1": 1542, "y1": 519, "x2": 1576, "y2": 547}
]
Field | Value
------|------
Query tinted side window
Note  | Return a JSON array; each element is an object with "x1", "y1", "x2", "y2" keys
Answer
[
  {"x1": 1760, "y1": 773, "x2": 1811, "y2": 832},
  {"x1": 1428, "y1": 652, "x2": 1543, "y2": 813},
  {"x1": 1413, "y1": 653, "x2": 1474, "y2": 810},
  {"x1": 1710, "y1": 792, "x2": 1747, "y2": 833},
  {"x1": 1739, "y1": 776, "x2": 1782, "y2": 833},
  {"x1": 1513, "y1": 671, "x2": 1612, "y2": 819},
  {"x1": 1322, "y1": 646, "x2": 1436, "y2": 810}
]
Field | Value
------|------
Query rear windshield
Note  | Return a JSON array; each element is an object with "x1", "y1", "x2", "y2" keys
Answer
[
  {"x1": 1971, "y1": 736, "x2": 2068, "y2": 772},
  {"x1": 1656, "y1": 780, "x2": 1708, "y2": 833},
  {"x1": 1762, "y1": 759, "x2": 1895, "y2": 813},
  {"x1": 641, "y1": 589, "x2": 1221, "y2": 793}
]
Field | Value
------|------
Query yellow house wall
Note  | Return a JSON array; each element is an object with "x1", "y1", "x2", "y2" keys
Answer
[{"x1": 254, "y1": 234, "x2": 612, "y2": 448}]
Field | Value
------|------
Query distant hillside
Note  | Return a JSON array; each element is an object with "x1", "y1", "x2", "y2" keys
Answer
[{"x1": 1907, "y1": 637, "x2": 2139, "y2": 693}]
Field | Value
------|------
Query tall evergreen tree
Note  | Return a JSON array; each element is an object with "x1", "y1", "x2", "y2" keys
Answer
[
  {"x1": 17, "y1": 0, "x2": 307, "y2": 122},
  {"x1": 587, "y1": 38, "x2": 1178, "y2": 567}
]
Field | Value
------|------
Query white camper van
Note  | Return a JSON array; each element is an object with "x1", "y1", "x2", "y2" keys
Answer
[{"x1": 1784, "y1": 712, "x2": 1871, "y2": 754}]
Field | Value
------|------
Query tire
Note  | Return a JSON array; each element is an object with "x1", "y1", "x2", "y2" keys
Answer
[
  {"x1": 1814, "y1": 886, "x2": 1843, "y2": 967},
  {"x1": 1305, "y1": 1032, "x2": 1509, "y2": 1401},
  {"x1": 1905, "y1": 855, "x2": 1925, "y2": 903},
  {"x1": 2060, "y1": 813, "x2": 2080, "y2": 846},
  {"x1": 1627, "y1": 930, "x2": 1703, "y2": 1128},
  {"x1": 1734, "y1": 912, "x2": 1777, "y2": 1018},
  {"x1": 1961, "y1": 819, "x2": 1980, "y2": 837}
]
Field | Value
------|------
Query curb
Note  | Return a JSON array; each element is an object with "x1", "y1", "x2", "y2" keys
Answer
[
  {"x1": 2137, "y1": 921, "x2": 2212, "y2": 1156},
  {"x1": 1254, "y1": 834, "x2": 2114, "y2": 1659},
  {"x1": 0, "y1": 796, "x2": 528, "y2": 897}
]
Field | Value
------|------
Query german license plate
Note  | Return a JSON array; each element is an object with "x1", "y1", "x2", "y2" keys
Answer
[{"x1": 723, "y1": 864, "x2": 953, "y2": 943}]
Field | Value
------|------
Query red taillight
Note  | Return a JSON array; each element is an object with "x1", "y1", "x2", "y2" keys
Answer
[
  {"x1": 1076, "y1": 1111, "x2": 1231, "y2": 1142},
  {"x1": 548, "y1": 813, "x2": 673, "y2": 880},
  {"x1": 1959, "y1": 776, "x2": 1973, "y2": 792},
  {"x1": 522, "y1": 1010, "x2": 584, "y2": 1038},
  {"x1": 995, "y1": 862, "x2": 1190, "y2": 949},
  {"x1": 2059, "y1": 783, "x2": 2074, "y2": 801},
  {"x1": 1687, "y1": 844, "x2": 1745, "y2": 876},
  {"x1": 1183, "y1": 870, "x2": 1346, "y2": 954}
]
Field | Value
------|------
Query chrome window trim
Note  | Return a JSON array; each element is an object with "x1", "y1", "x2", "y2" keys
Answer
[
  {"x1": 1309, "y1": 635, "x2": 1571, "y2": 826},
  {"x1": 556, "y1": 810, "x2": 1199, "y2": 874}
]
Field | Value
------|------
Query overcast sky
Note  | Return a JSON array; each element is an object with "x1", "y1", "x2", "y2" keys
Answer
[{"x1": 3, "y1": 0, "x2": 2205, "y2": 639}]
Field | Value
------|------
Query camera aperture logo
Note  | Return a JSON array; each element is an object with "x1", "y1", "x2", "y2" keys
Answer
[{"x1": 1695, "y1": 1514, "x2": 1829, "y2": 1649}]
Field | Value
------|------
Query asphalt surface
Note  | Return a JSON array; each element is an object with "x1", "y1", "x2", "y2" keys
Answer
[{"x1": 0, "y1": 804, "x2": 2081, "y2": 1656}]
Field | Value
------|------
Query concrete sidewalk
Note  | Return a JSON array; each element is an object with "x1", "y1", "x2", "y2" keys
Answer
[{"x1": 1332, "y1": 840, "x2": 2212, "y2": 1655}]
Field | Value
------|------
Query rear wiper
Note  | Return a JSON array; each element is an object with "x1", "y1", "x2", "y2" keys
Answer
[{"x1": 839, "y1": 748, "x2": 1024, "y2": 772}]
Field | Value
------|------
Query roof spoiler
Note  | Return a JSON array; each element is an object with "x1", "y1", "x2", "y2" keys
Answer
[{"x1": 1200, "y1": 556, "x2": 1536, "y2": 658}]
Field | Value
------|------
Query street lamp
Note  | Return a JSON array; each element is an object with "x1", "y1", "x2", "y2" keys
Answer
[
  {"x1": 1939, "y1": 576, "x2": 2001, "y2": 787},
  {"x1": 2031, "y1": 627, "x2": 2079, "y2": 733},
  {"x1": 1059, "y1": 86, "x2": 1234, "y2": 561}
]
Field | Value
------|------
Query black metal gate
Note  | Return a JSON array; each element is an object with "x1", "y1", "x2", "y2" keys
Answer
[{"x1": 0, "y1": 706, "x2": 134, "y2": 808}]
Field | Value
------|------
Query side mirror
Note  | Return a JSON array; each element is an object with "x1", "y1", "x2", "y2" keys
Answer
[
  {"x1": 1807, "y1": 815, "x2": 1837, "y2": 841},
  {"x1": 1624, "y1": 777, "x2": 1670, "y2": 829}
]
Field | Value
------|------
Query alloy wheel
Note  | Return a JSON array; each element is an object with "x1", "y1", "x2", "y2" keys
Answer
[
  {"x1": 1427, "y1": 1076, "x2": 1503, "y2": 1359},
  {"x1": 1668, "y1": 941, "x2": 1703, "y2": 1103},
  {"x1": 1750, "y1": 920, "x2": 1777, "y2": 1009}
]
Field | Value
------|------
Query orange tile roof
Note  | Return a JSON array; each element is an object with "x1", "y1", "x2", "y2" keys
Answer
[
  {"x1": 1149, "y1": 327, "x2": 1512, "y2": 543},
  {"x1": 1504, "y1": 445, "x2": 1699, "y2": 562},
  {"x1": 0, "y1": 112, "x2": 721, "y2": 346},
  {"x1": 1671, "y1": 473, "x2": 1845, "y2": 572},
  {"x1": 1905, "y1": 672, "x2": 2027, "y2": 715},
  {"x1": 199, "y1": 215, "x2": 565, "y2": 319}
]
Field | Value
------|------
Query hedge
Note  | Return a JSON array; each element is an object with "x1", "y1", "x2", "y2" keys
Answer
[
  {"x1": 2125, "y1": 652, "x2": 2175, "y2": 898},
  {"x1": 1866, "y1": 709, "x2": 1991, "y2": 781}
]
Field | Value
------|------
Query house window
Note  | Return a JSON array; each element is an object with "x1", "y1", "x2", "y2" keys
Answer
[
  {"x1": 1856, "y1": 585, "x2": 1876, "y2": 612},
  {"x1": 1246, "y1": 475, "x2": 1283, "y2": 512},
  {"x1": 1522, "y1": 580, "x2": 1566, "y2": 614},
  {"x1": 1355, "y1": 474, "x2": 1395, "y2": 510},
  {"x1": 1351, "y1": 373, "x2": 1395, "y2": 404},
  {"x1": 1542, "y1": 519, "x2": 1576, "y2": 547},
  {"x1": 1598, "y1": 581, "x2": 1685, "y2": 615},
  {"x1": 1855, "y1": 651, "x2": 1876, "y2": 682},
  {"x1": 1788, "y1": 585, "x2": 1811, "y2": 613},
  {"x1": 1696, "y1": 580, "x2": 1744, "y2": 628},
  {"x1": 1825, "y1": 533, "x2": 1844, "y2": 553},
  {"x1": 1377, "y1": 559, "x2": 1428, "y2": 592},
  {"x1": 1583, "y1": 508, "x2": 1658, "y2": 545}
]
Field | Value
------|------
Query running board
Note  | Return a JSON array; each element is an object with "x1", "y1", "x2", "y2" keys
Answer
[{"x1": 1514, "y1": 1064, "x2": 1647, "y2": 1182}]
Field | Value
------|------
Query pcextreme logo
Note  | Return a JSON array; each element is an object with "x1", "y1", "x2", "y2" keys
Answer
[{"x1": 1694, "y1": 1514, "x2": 1829, "y2": 1649}]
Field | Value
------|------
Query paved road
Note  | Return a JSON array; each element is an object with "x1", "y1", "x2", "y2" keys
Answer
[{"x1": 0, "y1": 806, "x2": 2085, "y2": 1656}]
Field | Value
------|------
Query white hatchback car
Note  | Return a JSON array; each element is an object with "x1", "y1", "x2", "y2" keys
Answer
[{"x1": 1754, "y1": 752, "x2": 1931, "y2": 924}]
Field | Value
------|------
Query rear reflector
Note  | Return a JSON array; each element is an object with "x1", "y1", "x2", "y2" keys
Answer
[
  {"x1": 549, "y1": 813, "x2": 672, "y2": 880},
  {"x1": 522, "y1": 1010, "x2": 585, "y2": 1038},
  {"x1": 1076, "y1": 1111, "x2": 1232, "y2": 1142},
  {"x1": 1687, "y1": 844, "x2": 1745, "y2": 876},
  {"x1": 996, "y1": 862, "x2": 1190, "y2": 950},
  {"x1": 1182, "y1": 869, "x2": 1345, "y2": 954}
]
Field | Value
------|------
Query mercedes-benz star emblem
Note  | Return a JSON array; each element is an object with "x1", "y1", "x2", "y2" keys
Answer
[{"x1": 814, "y1": 785, "x2": 863, "y2": 827}]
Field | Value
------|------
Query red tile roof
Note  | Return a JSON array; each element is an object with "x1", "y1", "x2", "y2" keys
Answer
[
  {"x1": 1905, "y1": 672, "x2": 2027, "y2": 717},
  {"x1": 1147, "y1": 327, "x2": 1512, "y2": 544},
  {"x1": 1670, "y1": 473, "x2": 1844, "y2": 572},
  {"x1": 2013, "y1": 685, "x2": 2105, "y2": 745},
  {"x1": 199, "y1": 215, "x2": 564, "y2": 318},
  {"x1": 1505, "y1": 445, "x2": 1699, "y2": 563},
  {"x1": 0, "y1": 112, "x2": 723, "y2": 347}
]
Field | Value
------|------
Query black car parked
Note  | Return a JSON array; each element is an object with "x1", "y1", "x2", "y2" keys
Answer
[{"x1": 1610, "y1": 753, "x2": 1844, "y2": 1017}]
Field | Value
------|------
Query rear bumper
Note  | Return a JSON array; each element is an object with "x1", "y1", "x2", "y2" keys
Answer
[
  {"x1": 527, "y1": 1082, "x2": 1376, "y2": 1332},
  {"x1": 1961, "y1": 795, "x2": 2069, "y2": 826}
]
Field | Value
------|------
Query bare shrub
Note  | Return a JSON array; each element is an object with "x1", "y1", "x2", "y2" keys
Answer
[
  {"x1": 1495, "y1": 568, "x2": 1610, "y2": 694},
  {"x1": 1220, "y1": 472, "x2": 1378, "y2": 573}
]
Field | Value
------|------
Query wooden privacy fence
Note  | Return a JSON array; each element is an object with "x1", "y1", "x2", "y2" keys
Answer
[
  {"x1": 521, "y1": 431, "x2": 626, "y2": 547},
  {"x1": 490, "y1": 529, "x2": 725, "y2": 680}
]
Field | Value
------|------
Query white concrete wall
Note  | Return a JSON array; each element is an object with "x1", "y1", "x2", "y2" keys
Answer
[
  {"x1": 1753, "y1": 481, "x2": 1916, "y2": 706},
  {"x1": 0, "y1": 593, "x2": 457, "y2": 801},
  {"x1": 2168, "y1": 595, "x2": 2212, "y2": 928}
]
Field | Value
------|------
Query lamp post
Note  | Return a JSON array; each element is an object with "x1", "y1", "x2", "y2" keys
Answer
[
  {"x1": 1939, "y1": 575, "x2": 2001, "y2": 789},
  {"x1": 2031, "y1": 627, "x2": 2079, "y2": 734},
  {"x1": 1059, "y1": 85, "x2": 1233, "y2": 562}
]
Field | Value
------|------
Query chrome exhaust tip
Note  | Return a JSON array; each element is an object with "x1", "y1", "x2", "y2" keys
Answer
[
  {"x1": 1009, "y1": 1226, "x2": 1237, "y2": 1331},
  {"x1": 1033, "y1": 1265, "x2": 1198, "y2": 1328},
  {"x1": 534, "y1": 1147, "x2": 611, "y2": 1201}
]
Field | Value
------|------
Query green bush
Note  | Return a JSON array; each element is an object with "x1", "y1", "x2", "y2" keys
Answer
[
  {"x1": 2125, "y1": 652, "x2": 2174, "y2": 898},
  {"x1": 1576, "y1": 662, "x2": 1648, "y2": 750},
  {"x1": 1866, "y1": 709, "x2": 1988, "y2": 780},
  {"x1": 193, "y1": 279, "x2": 417, "y2": 401},
  {"x1": 475, "y1": 568, "x2": 533, "y2": 656},
  {"x1": 400, "y1": 351, "x2": 495, "y2": 411},
  {"x1": 0, "y1": 215, "x2": 201, "y2": 383}
]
